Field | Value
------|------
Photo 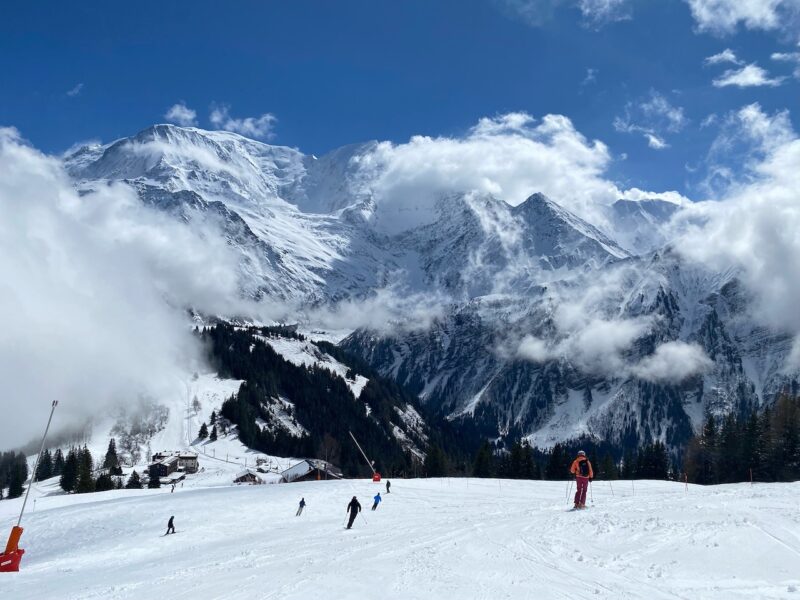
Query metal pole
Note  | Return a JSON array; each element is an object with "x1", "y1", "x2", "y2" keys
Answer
[
  {"x1": 348, "y1": 431, "x2": 376, "y2": 475},
  {"x1": 17, "y1": 401, "x2": 58, "y2": 528}
]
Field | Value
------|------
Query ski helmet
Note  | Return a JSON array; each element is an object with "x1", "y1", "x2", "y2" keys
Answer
[{"x1": 578, "y1": 450, "x2": 586, "y2": 456}]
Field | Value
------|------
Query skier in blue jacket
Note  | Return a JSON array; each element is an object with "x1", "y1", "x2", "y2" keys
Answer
[{"x1": 371, "y1": 492, "x2": 382, "y2": 511}]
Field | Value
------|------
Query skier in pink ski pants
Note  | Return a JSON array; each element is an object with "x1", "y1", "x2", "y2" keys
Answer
[{"x1": 569, "y1": 450, "x2": 594, "y2": 509}]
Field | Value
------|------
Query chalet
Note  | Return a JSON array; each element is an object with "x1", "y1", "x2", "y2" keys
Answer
[
  {"x1": 152, "y1": 451, "x2": 199, "y2": 474},
  {"x1": 281, "y1": 459, "x2": 343, "y2": 483},
  {"x1": 234, "y1": 469, "x2": 263, "y2": 485},
  {"x1": 149, "y1": 455, "x2": 179, "y2": 479}
]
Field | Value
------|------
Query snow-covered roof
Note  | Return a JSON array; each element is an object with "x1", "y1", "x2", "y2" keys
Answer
[{"x1": 281, "y1": 459, "x2": 342, "y2": 482}]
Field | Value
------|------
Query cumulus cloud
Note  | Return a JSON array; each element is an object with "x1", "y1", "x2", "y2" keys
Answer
[
  {"x1": 686, "y1": 0, "x2": 800, "y2": 37},
  {"x1": 356, "y1": 112, "x2": 620, "y2": 234},
  {"x1": 164, "y1": 102, "x2": 198, "y2": 127},
  {"x1": 516, "y1": 321, "x2": 713, "y2": 383},
  {"x1": 631, "y1": 341, "x2": 714, "y2": 382},
  {"x1": 209, "y1": 105, "x2": 277, "y2": 140},
  {"x1": 676, "y1": 103, "x2": 800, "y2": 366},
  {"x1": 614, "y1": 91, "x2": 687, "y2": 150},
  {"x1": 700, "y1": 102, "x2": 794, "y2": 194},
  {"x1": 704, "y1": 48, "x2": 742, "y2": 65},
  {"x1": 0, "y1": 128, "x2": 245, "y2": 449},
  {"x1": 712, "y1": 63, "x2": 786, "y2": 87}
]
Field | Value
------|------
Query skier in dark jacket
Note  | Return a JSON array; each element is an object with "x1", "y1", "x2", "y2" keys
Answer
[
  {"x1": 346, "y1": 496, "x2": 361, "y2": 529},
  {"x1": 166, "y1": 516, "x2": 175, "y2": 535},
  {"x1": 386, "y1": 480, "x2": 391, "y2": 494},
  {"x1": 371, "y1": 492, "x2": 382, "y2": 511},
  {"x1": 296, "y1": 497, "x2": 306, "y2": 516}
]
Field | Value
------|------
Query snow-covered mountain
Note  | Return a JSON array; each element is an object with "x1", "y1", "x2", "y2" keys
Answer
[{"x1": 63, "y1": 125, "x2": 800, "y2": 453}]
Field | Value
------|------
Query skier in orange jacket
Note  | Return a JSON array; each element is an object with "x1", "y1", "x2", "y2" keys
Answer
[{"x1": 569, "y1": 451, "x2": 593, "y2": 509}]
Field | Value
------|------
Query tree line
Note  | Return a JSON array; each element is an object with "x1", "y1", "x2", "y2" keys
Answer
[{"x1": 684, "y1": 394, "x2": 800, "y2": 484}]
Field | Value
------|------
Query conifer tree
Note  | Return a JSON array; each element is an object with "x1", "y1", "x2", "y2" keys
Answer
[
  {"x1": 472, "y1": 441, "x2": 494, "y2": 478},
  {"x1": 126, "y1": 470, "x2": 143, "y2": 489},
  {"x1": 94, "y1": 473, "x2": 115, "y2": 492},
  {"x1": 600, "y1": 453, "x2": 618, "y2": 480},
  {"x1": 210, "y1": 410, "x2": 217, "y2": 424},
  {"x1": 148, "y1": 473, "x2": 161, "y2": 489},
  {"x1": 103, "y1": 438, "x2": 120, "y2": 473},
  {"x1": 53, "y1": 448, "x2": 65, "y2": 476},
  {"x1": 198, "y1": 422, "x2": 209, "y2": 440},
  {"x1": 545, "y1": 443, "x2": 570, "y2": 480},
  {"x1": 35, "y1": 448, "x2": 54, "y2": 481},
  {"x1": 60, "y1": 448, "x2": 79, "y2": 493},
  {"x1": 210, "y1": 425, "x2": 218, "y2": 442},
  {"x1": 423, "y1": 445, "x2": 448, "y2": 477},
  {"x1": 7, "y1": 456, "x2": 26, "y2": 499},
  {"x1": 76, "y1": 446, "x2": 95, "y2": 494}
]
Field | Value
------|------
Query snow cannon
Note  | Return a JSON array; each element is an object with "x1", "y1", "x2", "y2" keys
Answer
[
  {"x1": 0, "y1": 526, "x2": 25, "y2": 572},
  {"x1": 372, "y1": 472, "x2": 382, "y2": 482}
]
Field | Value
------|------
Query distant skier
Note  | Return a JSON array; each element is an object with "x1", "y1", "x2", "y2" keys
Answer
[
  {"x1": 166, "y1": 516, "x2": 175, "y2": 535},
  {"x1": 386, "y1": 480, "x2": 391, "y2": 494},
  {"x1": 569, "y1": 451, "x2": 594, "y2": 510},
  {"x1": 296, "y1": 497, "x2": 306, "y2": 516},
  {"x1": 346, "y1": 496, "x2": 361, "y2": 529},
  {"x1": 371, "y1": 492, "x2": 382, "y2": 511}
]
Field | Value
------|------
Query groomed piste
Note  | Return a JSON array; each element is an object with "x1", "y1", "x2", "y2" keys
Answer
[{"x1": 1, "y1": 477, "x2": 799, "y2": 599}]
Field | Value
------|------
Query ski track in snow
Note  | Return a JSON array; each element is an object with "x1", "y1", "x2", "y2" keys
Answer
[{"x1": 2, "y1": 479, "x2": 799, "y2": 599}]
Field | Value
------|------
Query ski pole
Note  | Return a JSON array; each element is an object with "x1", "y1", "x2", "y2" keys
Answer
[
  {"x1": 608, "y1": 480, "x2": 614, "y2": 496},
  {"x1": 359, "y1": 512, "x2": 368, "y2": 526},
  {"x1": 589, "y1": 480, "x2": 594, "y2": 504},
  {"x1": 566, "y1": 479, "x2": 574, "y2": 504}
]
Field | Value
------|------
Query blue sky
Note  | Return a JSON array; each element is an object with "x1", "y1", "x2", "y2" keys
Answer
[{"x1": 1, "y1": 0, "x2": 798, "y2": 199}]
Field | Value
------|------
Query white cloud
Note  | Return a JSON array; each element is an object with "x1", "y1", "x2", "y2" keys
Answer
[
  {"x1": 582, "y1": 67, "x2": 598, "y2": 86},
  {"x1": 355, "y1": 112, "x2": 620, "y2": 234},
  {"x1": 704, "y1": 48, "x2": 742, "y2": 65},
  {"x1": 631, "y1": 342, "x2": 714, "y2": 382},
  {"x1": 209, "y1": 105, "x2": 277, "y2": 140},
  {"x1": 701, "y1": 102, "x2": 794, "y2": 194},
  {"x1": 0, "y1": 128, "x2": 244, "y2": 448},
  {"x1": 676, "y1": 103, "x2": 800, "y2": 367},
  {"x1": 614, "y1": 91, "x2": 686, "y2": 150},
  {"x1": 495, "y1": 0, "x2": 631, "y2": 27},
  {"x1": 619, "y1": 187, "x2": 691, "y2": 205},
  {"x1": 712, "y1": 63, "x2": 786, "y2": 87},
  {"x1": 644, "y1": 133, "x2": 669, "y2": 149},
  {"x1": 578, "y1": 0, "x2": 632, "y2": 27},
  {"x1": 772, "y1": 48, "x2": 800, "y2": 77},
  {"x1": 164, "y1": 102, "x2": 198, "y2": 127},
  {"x1": 66, "y1": 83, "x2": 83, "y2": 97},
  {"x1": 686, "y1": 0, "x2": 800, "y2": 36}
]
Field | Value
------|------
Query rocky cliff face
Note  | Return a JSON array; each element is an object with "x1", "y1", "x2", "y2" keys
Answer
[{"x1": 65, "y1": 124, "x2": 800, "y2": 451}]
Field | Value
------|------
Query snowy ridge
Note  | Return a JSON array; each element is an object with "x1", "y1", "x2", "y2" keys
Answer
[{"x1": 60, "y1": 124, "x2": 800, "y2": 452}]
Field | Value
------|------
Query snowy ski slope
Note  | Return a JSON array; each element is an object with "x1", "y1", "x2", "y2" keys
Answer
[{"x1": 2, "y1": 478, "x2": 799, "y2": 599}]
